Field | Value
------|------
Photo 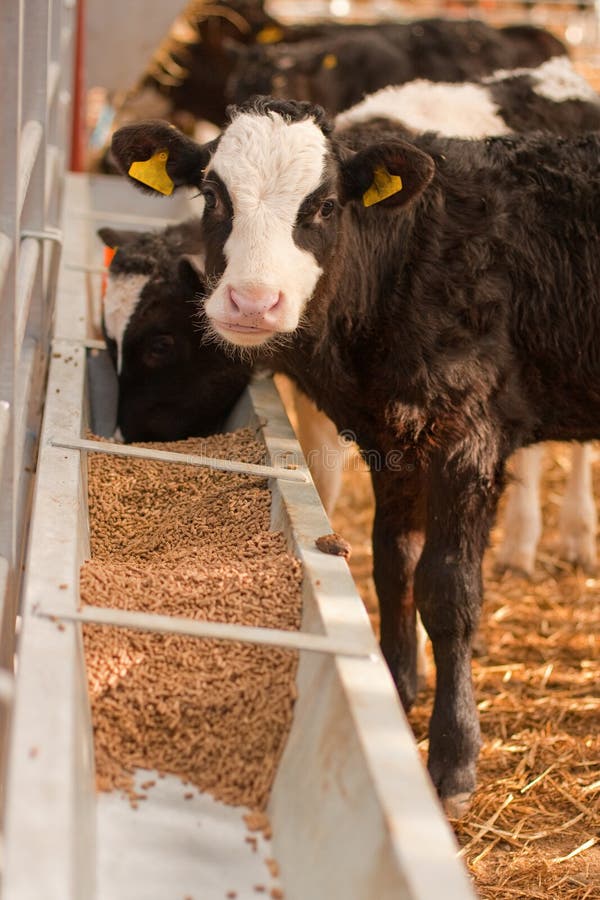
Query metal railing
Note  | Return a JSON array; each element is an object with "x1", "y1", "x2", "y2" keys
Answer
[{"x1": 0, "y1": 0, "x2": 75, "y2": 794}]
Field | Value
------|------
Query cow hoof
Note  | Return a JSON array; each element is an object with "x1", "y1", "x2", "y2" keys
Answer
[
  {"x1": 442, "y1": 792, "x2": 472, "y2": 820},
  {"x1": 494, "y1": 545, "x2": 535, "y2": 578},
  {"x1": 557, "y1": 534, "x2": 597, "y2": 576}
]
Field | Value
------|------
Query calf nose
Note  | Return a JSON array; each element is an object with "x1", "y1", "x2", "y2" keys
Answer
[{"x1": 228, "y1": 286, "x2": 281, "y2": 317}]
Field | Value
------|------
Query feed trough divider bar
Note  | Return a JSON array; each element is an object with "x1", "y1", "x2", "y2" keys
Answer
[
  {"x1": 54, "y1": 335, "x2": 107, "y2": 350},
  {"x1": 36, "y1": 605, "x2": 374, "y2": 658},
  {"x1": 50, "y1": 436, "x2": 311, "y2": 483}
]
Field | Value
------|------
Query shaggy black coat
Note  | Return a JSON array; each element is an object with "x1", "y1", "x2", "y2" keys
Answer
[{"x1": 257, "y1": 123, "x2": 600, "y2": 808}]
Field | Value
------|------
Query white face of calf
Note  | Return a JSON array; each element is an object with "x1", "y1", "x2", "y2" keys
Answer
[{"x1": 201, "y1": 112, "x2": 330, "y2": 347}]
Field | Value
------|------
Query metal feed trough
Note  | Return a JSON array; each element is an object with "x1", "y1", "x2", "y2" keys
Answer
[{"x1": 2, "y1": 173, "x2": 474, "y2": 899}]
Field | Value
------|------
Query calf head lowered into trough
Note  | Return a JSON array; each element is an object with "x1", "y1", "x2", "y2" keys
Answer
[
  {"x1": 111, "y1": 102, "x2": 600, "y2": 817},
  {"x1": 98, "y1": 219, "x2": 251, "y2": 442}
]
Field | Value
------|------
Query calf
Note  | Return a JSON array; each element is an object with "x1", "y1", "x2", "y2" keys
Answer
[
  {"x1": 227, "y1": 19, "x2": 566, "y2": 114},
  {"x1": 336, "y1": 56, "x2": 600, "y2": 136},
  {"x1": 336, "y1": 55, "x2": 600, "y2": 575},
  {"x1": 98, "y1": 219, "x2": 352, "y2": 517},
  {"x1": 112, "y1": 102, "x2": 600, "y2": 815},
  {"x1": 97, "y1": 220, "x2": 251, "y2": 442}
]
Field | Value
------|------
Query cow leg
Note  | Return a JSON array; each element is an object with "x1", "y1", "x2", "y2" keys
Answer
[
  {"x1": 371, "y1": 469, "x2": 425, "y2": 712},
  {"x1": 558, "y1": 442, "x2": 597, "y2": 574},
  {"x1": 293, "y1": 387, "x2": 346, "y2": 517},
  {"x1": 496, "y1": 444, "x2": 544, "y2": 576},
  {"x1": 415, "y1": 611, "x2": 430, "y2": 691},
  {"x1": 415, "y1": 451, "x2": 503, "y2": 817}
]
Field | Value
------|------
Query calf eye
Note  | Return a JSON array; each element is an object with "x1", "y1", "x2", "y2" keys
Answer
[
  {"x1": 143, "y1": 334, "x2": 176, "y2": 367},
  {"x1": 319, "y1": 198, "x2": 336, "y2": 219},
  {"x1": 202, "y1": 186, "x2": 218, "y2": 211}
]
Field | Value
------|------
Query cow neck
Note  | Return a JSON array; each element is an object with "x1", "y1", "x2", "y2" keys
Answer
[{"x1": 261, "y1": 205, "x2": 417, "y2": 439}]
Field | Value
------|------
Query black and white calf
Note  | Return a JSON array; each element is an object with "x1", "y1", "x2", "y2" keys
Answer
[
  {"x1": 111, "y1": 100, "x2": 600, "y2": 815},
  {"x1": 98, "y1": 220, "x2": 251, "y2": 442},
  {"x1": 336, "y1": 55, "x2": 600, "y2": 575},
  {"x1": 336, "y1": 56, "x2": 600, "y2": 136}
]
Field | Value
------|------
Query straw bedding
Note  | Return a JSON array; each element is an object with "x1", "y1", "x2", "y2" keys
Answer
[
  {"x1": 81, "y1": 429, "x2": 302, "y2": 811},
  {"x1": 330, "y1": 442, "x2": 600, "y2": 899}
]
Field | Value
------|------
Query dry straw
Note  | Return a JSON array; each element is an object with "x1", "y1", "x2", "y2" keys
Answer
[{"x1": 331, "y1": 440, "x2": 600, "y2": 899}]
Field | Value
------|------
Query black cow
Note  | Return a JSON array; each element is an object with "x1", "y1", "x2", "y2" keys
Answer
[
  {"x1": 226, "y1": 19, "x2": 567, "y2": 114},
  {"x1": 111, "y1": 101, "x2": 600, "y2": 816},
  {"x1": 97, "y1": 220, "x2": 251, "y2": 442}
]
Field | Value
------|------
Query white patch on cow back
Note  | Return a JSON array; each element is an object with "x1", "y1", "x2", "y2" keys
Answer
[
  {"x1": 204, "y1": 111, "x2": 327, "y2": 343},
  {"x1": 335, "y1": 81, "x2": 511, "y2": 137},
  {"x1": 103, "y1": 273, "x2": 149, "y2": 373},
  {"x1": 532, "y1": 56, "x2": 599, "y2": 103},
  {"x1": 484, "y1": 56, "x2": 598, "y2": 103}
]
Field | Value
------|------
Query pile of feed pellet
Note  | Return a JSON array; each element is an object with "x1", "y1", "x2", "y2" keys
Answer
[{"x1": 81, "y1": 428, "x2": 303, "y2": 811}]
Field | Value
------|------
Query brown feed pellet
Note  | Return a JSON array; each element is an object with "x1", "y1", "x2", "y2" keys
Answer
[
  {"x1": 265, "y1": 859, "x2": 279, "y2": 879},
  {"x1": 315, "y1": 532, "x2": 352, "y2": 560},
  {"x1": 81, "y1": 430, "x2": 303, "y2": 813},
  {"x1": 244, "y1": 811, "x2": 270, "y2": 833}
]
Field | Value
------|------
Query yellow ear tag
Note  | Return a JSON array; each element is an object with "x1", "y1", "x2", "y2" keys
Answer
[
  {"x1": 322, "y1": 53, "x2": 337, "y2": 70},
  {"x1": 128, "y1": 150, "x2": 174, "y2": 196},
  {"x1": 257, "y1": 25, "x2": 284, "y2": 44},
  {"x1": 362, "y1": 166, "x2": 403, "y2": 208}
]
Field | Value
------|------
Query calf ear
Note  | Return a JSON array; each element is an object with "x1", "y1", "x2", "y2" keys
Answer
[
  {"x1": 110, "y1": 120, "x2": 215, "y2": 195},
  {"x1": 339, "y1": 140, "x2": 435, "y2": 209},
  {"x1": 97, "y1": 227, "x2": 140, "y2": 248}
]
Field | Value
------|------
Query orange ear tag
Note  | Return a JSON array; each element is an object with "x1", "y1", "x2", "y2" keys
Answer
[
  {"x1": 362, "y1": 166, "x2": 403, "y2": 208},
  {"x1": 101, "y1": 245, "x2": 117, "y2": 299},
  {"x1": 322, "y1": 54, "x2": 338, "y2": 70},
  {"x1": 128, "y1": 150, "x2": 174, "y2": 195},
  {"x1": 256, "y1": 25, "x2": 284, "y2": 44}
]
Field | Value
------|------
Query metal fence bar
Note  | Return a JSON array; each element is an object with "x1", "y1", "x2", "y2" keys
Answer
[
  {"x1": 17, "y1": 121, "x2": 44, "y2": 222},
  {"x1": 15, "y1": 239, "x2": 41, "y2": 352},
  {"x1": 0, "y1": 0, "x2": 75, "y2": 841},
  {"x1": 0, "y1": 236, "x2": 12, "y2": 292}
]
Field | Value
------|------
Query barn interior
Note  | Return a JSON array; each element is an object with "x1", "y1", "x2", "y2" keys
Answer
[{"x1": 0, "y1": 2, "x2": 598, "y2": 899}]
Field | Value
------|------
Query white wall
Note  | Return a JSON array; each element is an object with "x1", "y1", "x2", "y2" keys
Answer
[{"x1": 86, "y1": 0, "x2": 181, "y2": 90}]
